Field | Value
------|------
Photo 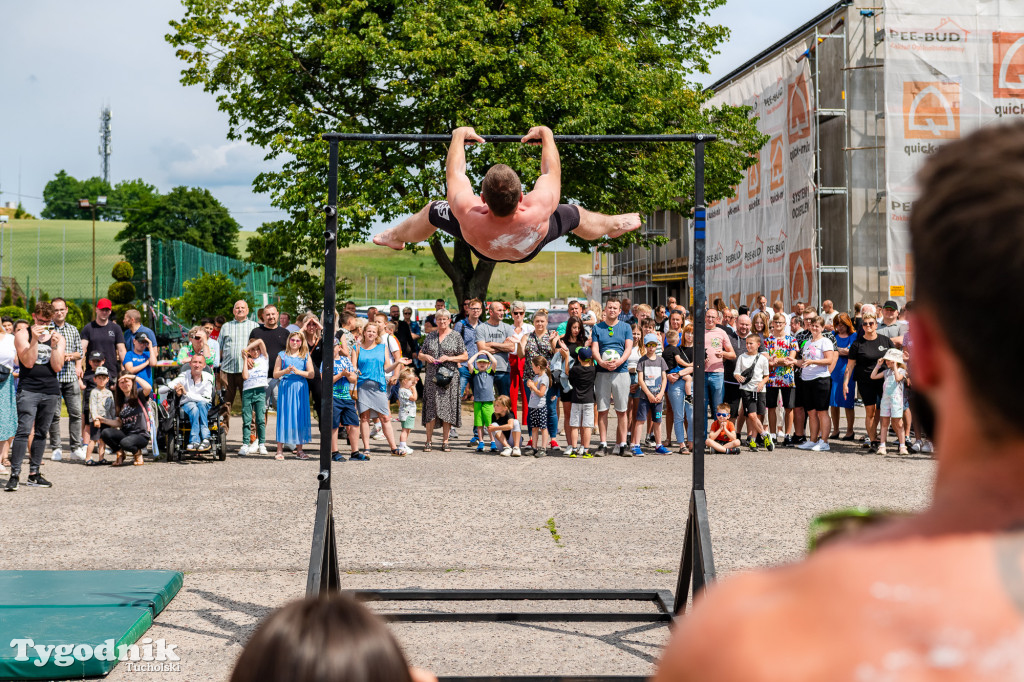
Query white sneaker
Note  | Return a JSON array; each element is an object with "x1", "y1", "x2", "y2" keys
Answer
[
  {"x1": 402, "y1": 444, "x2": 415, "y2": 454},
  {"x1": 258, "y1": 444, "x2": 268, "y2": 456},
  {"x1": 450, "y1": 429, "x2": 460, "y2": 439},
  {"x1": 898, "y1": 445, "x2": 909, "y2": 455},
  {"x1": 877, "y1": 444, "x2": 887, "y2": 455},
  {"x1": 921, "y1": 441, "x2": 934, "y2": 453},
  {"x1": 776, "y1": 431, "x2": 785, "y2": 442},
  {"x1": 0, "y1": 462, "x2": 6, "y2": 474},
  {"x1": 563, "y1": 446, "x2": 575, "y2": 456},
  {"x1": 238, "y1": 444, "x2": 250, "y2": 456},
  {"x1": 51, "y1": 448, "x2": 63, "y2": 461},
  {"x1": 797, "y1": 439, "x2": 816, "y2": 450},
  {"x1": 500, "y1": 447, "x2": 512, "y2": 457},
  {"x1": 72, "y1": 445, "x2": 88, "y2": 460},
  {"x1": 511, "y1": 447, "x2": 521, "y2": 457},
  {"x1": 810, "y1": 440, "x2": 830, "y2": 452},
  {"x1": 912, "y1": 440, "x2": 923, "y2": 453}
]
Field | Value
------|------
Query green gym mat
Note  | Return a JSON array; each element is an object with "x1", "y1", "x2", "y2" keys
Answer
[
  {"x1": 0, "y1": 570, "x2": 183, "y2": 680},
  {"x1": 0, "y1": 570, "x2": 183, "y2": 615}
]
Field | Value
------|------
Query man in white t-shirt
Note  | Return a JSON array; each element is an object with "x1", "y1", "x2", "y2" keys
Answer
[{"x1": 821, "y1": 300, "x2": 837, "y2": 328}]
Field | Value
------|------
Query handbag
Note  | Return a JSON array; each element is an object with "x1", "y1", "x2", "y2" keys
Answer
[
  {"x1": 434, "y1": 365, "x2": 457, "y2": 387},
  {"x1": 0, "y1": 365, "x2": 10, "y2": 384}
]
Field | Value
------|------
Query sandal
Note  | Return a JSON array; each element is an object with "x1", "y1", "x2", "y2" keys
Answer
[
  {"x1": 840, "y1": 433, "x2": 857, "y2": 441},
  {"x1": 423, "y1": 443, "x2": 433, "y2": 452},
  {"x1": 133, "y1": 453, "x2": 144, "y2": 466},
  {"x1": 112, "y1": 453, "x2": 125, "y2": 467},
  {"x1": 442, "y1": 441, "x2": 451, "y2": 452},
  {"x1": 274, "y1": 453, "x2": 285, "y2": 460}
]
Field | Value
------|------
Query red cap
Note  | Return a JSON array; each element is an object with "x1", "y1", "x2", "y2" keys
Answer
[{"x1": 96, "y1": 298, "x2": 113, "y2": 310}]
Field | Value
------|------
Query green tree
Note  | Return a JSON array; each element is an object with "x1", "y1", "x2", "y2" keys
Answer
[
  {"x1": 174, "y1": 270, "x2": 254, "y2": 324},
  {"x1": 115, "y1": 186, "x2": 241, "y2": 276},
  {"x1": 168, "y1": 0, "x2": 764, "y2": 302},
  {"x1": 42, "y1": 171, "x2": 155, "y2": 221}
]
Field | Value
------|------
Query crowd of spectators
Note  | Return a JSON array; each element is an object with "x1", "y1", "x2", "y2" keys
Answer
[{"x1": 0, "y1": 288, "x2": 926, "y2": 489}]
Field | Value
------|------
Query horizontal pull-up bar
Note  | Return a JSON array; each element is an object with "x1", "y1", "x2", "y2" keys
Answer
[{"x1": 322, "y1": 133, "x2": 716, "y2": 143}]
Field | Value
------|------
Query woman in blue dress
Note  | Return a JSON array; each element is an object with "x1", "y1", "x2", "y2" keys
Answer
[
  {"x1": 274, "y1": 332, "x2": 314, "y2": 460},
  {"x1": 353, "y1": 322, "x2": 409, "y2": 458},
  {"x1": 829, "y1": 313, "x2": 857, "y2": 440}
]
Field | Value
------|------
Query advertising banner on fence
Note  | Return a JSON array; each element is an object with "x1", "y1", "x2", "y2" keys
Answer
[
  {"x1": 885, "y1": 1, "x2": 1024, "y2": 302},
  {"x1": 695, "y1": 45, "x2": 817, "y2": 312}
]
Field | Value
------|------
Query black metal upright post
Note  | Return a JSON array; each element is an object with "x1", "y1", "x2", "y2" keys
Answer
[
  {"x1": 307, "y1": 139, "x2": 341, "y2": 596},
  {"x1": 675, "y1": 139, "x2": 716, "y2": 614}
]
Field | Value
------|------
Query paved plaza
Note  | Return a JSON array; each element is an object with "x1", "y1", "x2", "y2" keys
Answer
[{"x1": 4, "y1": 407, "x2": 935, "y2": 680}]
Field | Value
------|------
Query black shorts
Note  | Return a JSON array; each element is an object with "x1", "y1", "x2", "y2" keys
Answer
[
  {"x1": 740, "y1": 390, "x2": 766, "y2": 416},
  {"x1": 801, "y1": 377, "x2": 831, "y2": 412},
  {"x1": 428, "y1": 201, "x2": 581, "y2": 264},
  {"x1": 723, "y1": 382, "x2": 741, "y2": 419},
  {"x1": 857, "y1": 377, "x2": 884, "y2": 406},
  {"x1": 766, "y1": 385, "x2": 796, "y2": 409}
]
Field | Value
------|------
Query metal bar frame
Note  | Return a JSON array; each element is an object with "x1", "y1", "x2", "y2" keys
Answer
[{"x1": 310, "y1": 132, "x2": 717, "y2": 682}]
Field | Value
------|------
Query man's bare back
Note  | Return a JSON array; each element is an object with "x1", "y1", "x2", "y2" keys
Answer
[
  {"x1": 657, "y1": 514, "x2": 1024, "y2": 682},
  {"x1": 373, "y1": 126, "x2": 640, "y2": 263}
]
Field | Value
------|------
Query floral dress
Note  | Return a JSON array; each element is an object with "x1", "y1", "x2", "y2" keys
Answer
[{"x1": 421, "y1": 330, "x2": 466, "y2": 427}]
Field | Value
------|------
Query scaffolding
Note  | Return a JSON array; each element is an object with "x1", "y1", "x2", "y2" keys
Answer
[{"x1": 604, "y1": 0, "x2": 890, "y2": 310}]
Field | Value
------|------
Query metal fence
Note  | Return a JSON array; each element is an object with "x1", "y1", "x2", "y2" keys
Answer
[{"x1": 0, "y1": 220, "x2": 280, "y2": 335}]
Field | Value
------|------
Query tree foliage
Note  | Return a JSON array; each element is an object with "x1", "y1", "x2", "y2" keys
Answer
[
  {"x1": 115, "y1": 186, "x2": 241, "y2": 278},
  {"x1": 167, "y1": 0, "x2": 765, "y2": 301},
  {"x1": 174, "y1": 270, "x2": 254, "y2": 325},
  {"x1": 41, "y1": 172, "x2": 158, "y2": 221}
]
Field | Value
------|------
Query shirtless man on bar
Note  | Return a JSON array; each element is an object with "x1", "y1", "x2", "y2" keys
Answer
[
  {"x1": 373, "y1": 126, "x2": 641, "y2": 263},
  {"x1": 654, "y1": 121, "x2": 1024, "y2": 681}
]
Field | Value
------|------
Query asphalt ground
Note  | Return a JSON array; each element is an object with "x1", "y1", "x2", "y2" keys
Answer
[{"x1": 3, "y1": 406, "x2": 935, "y2": 681}]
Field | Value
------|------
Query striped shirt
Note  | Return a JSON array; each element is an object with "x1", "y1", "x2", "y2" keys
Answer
[
  {"x1": 54, "y1": 322, "x2": 82, "y2": 383},
  {"x1": 218, "y1": 318, "x2": 258, "y2": 373}
]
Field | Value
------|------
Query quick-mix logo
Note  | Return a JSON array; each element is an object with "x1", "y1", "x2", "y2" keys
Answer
[
  {"x1": 746, "y1": 153, "x2": 761, "y2": 209},
  {"x1": 902, "y1": 81, "x2": 960, "y2": 146},
  {"x1": 993, "y1": 31, "x2": 1024, "y2": 117},
  {"x1": 708, "y1": 199, "x2": 722, "y2": 220},
  {"x1": 788, "y1": 249, "x2": 813, "y2": 306},
  {"x1": 727, "y1": 185, "x2": 741, "y2": 217},
  {"x1": 769, "y1": 136, "x2": 785, "y2": 203},
  {"x1": 787, "y1": 73, "x2": 811, "y2": 143}
]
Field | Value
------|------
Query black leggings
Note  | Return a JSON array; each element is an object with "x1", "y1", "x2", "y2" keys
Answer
[{"x1": 99, "y1": 428, "x2": 149, "y2": 454}]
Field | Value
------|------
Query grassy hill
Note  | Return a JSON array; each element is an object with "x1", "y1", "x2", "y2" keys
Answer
[{"x1": 1, "y1": 220, "x2": 590, "y2": 303}]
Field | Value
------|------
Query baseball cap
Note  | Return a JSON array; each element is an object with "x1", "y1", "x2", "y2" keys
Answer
[
  {"x1": 88, "y1": 350, "x2": 104, "y2": 362},
  {"x1": 94, "y1": 366, "x2": 109, "y2": 376},
  {"x1": 643, "y1": 333, "x2": 659, "y2": 345},
  {"x1": 134, "y1": 334, "x2": 151, "y2": 345},
  {"x1": 96, "y1": 298, "x2": 113, "y2": 310},
  {"x1": 575, "y1": 347, "x2": 593, "y2": 360},
  {"x1": 882, "y1": 300, "x2": 899, "y2": 311}
]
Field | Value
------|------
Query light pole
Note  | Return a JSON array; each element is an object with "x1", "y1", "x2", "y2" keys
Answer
[{"x1": 78, "y1": 196, "x2": 106, "y2": 300}]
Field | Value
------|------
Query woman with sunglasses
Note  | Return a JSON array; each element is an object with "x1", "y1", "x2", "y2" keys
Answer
[
  {"x1": 176, "y1": 327, "x2": 216, "y2": 368},
  {"x1": 507, "y1": 302, "x2": 535, "y2": 421},
  {"x1": 842, "y1": 312, "x2": 893, "y2": 452},
  {"x1": 274, "y1": 332, "x2": 314, "y2": 460},
  {"x1": 829, "y1": 313, "x2": 858, "y2": 440}
]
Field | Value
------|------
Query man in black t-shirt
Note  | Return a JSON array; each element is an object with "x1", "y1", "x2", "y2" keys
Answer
[
  {"x1": 248, "y1": 304, "x2": 290, "y2": 410},
  {"x1": 80, "y1": 298, "x2": 126, "y2": 380},
  {"x1": 7, "y1": 301, "x2": 65, "y2": 491}
]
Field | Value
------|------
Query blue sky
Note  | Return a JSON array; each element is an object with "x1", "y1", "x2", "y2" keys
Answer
[{"x1": 0, "y1": 0, "x2": 832, "y2": 244}]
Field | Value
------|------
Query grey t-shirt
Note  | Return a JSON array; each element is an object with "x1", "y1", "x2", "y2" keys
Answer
[
  {"x1": 474, "y1": 320, "x2": 514, "y2": 372},
  {"x1": 876, "y1": 321, "x2": 906, "y2": 340},
  {"x1": 471, "y1": 369, "x2": 495, "y2": 402}
]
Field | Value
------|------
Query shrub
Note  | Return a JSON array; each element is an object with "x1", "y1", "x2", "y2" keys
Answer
[
  {"x1": 175, "y1": 271, "x2": 254, "y2": 324},
  {"x1": 107, "y1": 281, "x2": 137, "y2": 305},
  {"x1": 0, "y1": 305, "x2": 31, "y2": 322},
  {"x1": 111, "y1": 261, "x2": 134, "y2": 282}
]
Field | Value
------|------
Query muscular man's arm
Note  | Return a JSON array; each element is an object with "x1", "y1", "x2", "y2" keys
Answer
[
  {"x1": 522, "y1": 126, "x2": 560, "y2": 214},
  {"x1": 446, "y1": 126, "x2": 486, "y2": 214}
]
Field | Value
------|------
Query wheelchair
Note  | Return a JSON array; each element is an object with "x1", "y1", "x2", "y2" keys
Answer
[{"x1": 155, "y1": 381, "x2": 228, "y2": 462}]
